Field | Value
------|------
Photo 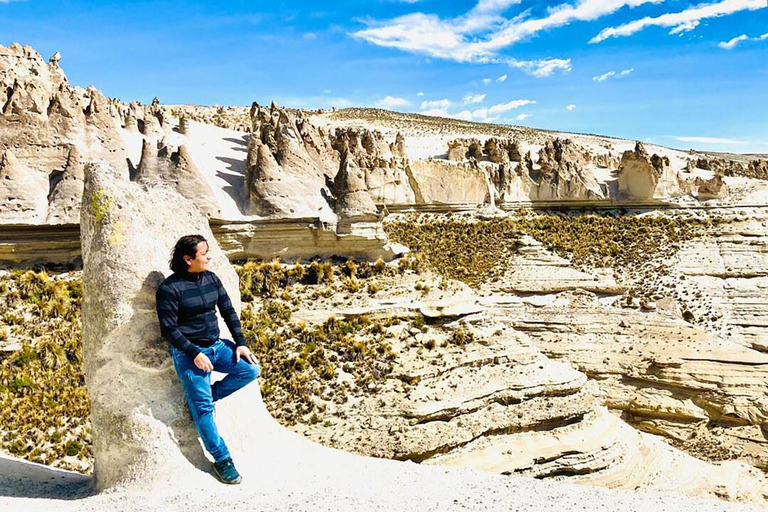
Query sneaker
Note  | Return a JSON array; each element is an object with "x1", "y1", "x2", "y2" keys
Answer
[{"x1": 213, "y1": 458, "x2": 242, "y2": 485}]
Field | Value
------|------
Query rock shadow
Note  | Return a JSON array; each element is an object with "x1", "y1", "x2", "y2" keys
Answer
[
  {"x1": 0, "y1": 455, "x2": 94, "y2": 500},
  {"x1": 215, "y1": 160, "x2": 246, "y2": 212},
  {"x1": 223, "y1": 135, "x2": 249, "y2": 152}
]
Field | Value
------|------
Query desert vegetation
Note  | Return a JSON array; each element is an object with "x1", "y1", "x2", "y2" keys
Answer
[
  {"x1": 0, "y1": 270, "x2": 90, "y2": 471},
  {"x1": 384, "y1": 210, "x2": 715, "y2": 317}
]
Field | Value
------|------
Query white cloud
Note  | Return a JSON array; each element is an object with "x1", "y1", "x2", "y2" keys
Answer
[
  {"x1": 591, "y1": 0, "x2": 767, "y2": 43},
  {"x1": 675, "y1": 136, "x2": 747, "y2": 144},
  {"x1": 482, "y1": 78, "x2": 493, "y2": 85},
  {"x1": 463, "y1": 93, "x2": 487, "y2": 104},
  {"x1": 454, "y1": 110, "x2": 475, "y2": 121},
  {"x1": 417, "y1": 91, "x2": 425, "y2": 96},
  {"x1": 718, "y1": 31, "x2": 768, "y2": 48},
  {"x1": 303, "y1": 32, "x2": 318, "y2": 41},
  {"x1": 510, "y1": 57, "x2": 572, "y2": 77},
  {"x1": 593, "y1": 70, "x2": 616, "y2": 82},
  {"x1": 488, "y1": 99, "x2": 535, "y2": 113},
  {"x1": 279, "y1": 95, "x2": 356, "y2": 109},
  {"x1": 515, "y1": 113, "x2": 530, "y2": 120},
  {"x1": 420, "y1": 98, "x2": 452, "y2": 110},
  {"x1": 322, "y1": 89, "x2": 332, "y2": 94},
  {"x1": 376, "y1": 96, "x2": 412, "y2": 108},
  {"x1": 593, "y1": 68, "x2": 633, "y2": 81},
  {"x1": 719, "y1": 34, "x2": 748, "y2": 48},
  {"x1": 566, "y1": 104, "x2": 577, "y2": 111},
  {"x1": 496, "y1": 73, "x2": 508, "y2": 82},
  {"x1": 425, "y1": 98, "x2": 535, "y2": 122},
  {"x1": 420, "y1": 108, "x2": 451, "y2": 117},
  {"x1": 351, "y1": 0, "x2": 662, "y2": 66}
]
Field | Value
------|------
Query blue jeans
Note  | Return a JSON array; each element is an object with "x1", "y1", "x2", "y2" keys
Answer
[{"x1": 170, "y1": 339, "x2": 260, "y2": 462}]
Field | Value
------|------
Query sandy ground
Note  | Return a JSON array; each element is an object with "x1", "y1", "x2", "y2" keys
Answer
[{"x1": 2, "y1": 386, "x2": 765, "y2": 512}]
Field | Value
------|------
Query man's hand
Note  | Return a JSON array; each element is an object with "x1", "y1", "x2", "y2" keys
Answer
[
  {"x1": 193, "y1": 352, "x2": 213, "y2": 373},
  {"x1": 235, "y1": 345, "x2": 257, "y2": 364}
]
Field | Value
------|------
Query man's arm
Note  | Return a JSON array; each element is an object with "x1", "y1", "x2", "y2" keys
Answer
[
  {"x1": 156, "y1": 284, "x2": 201, "y2": 359},
  {"x1": 212, "y1": 273, "x2": 246, "y2": 347}
]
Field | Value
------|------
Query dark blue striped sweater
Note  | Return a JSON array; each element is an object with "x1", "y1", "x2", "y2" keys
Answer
[{"x1": 155, "y1": 270, "x2": 245, "y2": 359}]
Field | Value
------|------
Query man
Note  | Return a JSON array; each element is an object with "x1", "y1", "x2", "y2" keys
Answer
[{"x1": 155, "y1": 234, "x2": 259, "y2": 484}]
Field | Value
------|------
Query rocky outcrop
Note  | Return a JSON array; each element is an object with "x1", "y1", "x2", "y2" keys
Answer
[
  {"x1": 0, "y1": 43, "x2": 128, "y2": 224},
  {"x1": 696, "y1": 157, "x2": 768, "y2": 181},
  {"x1": 80, "y1": 160, "x2": 259, "y2": 492},
  {"x1": 331, "y1": 128, "x2": 413, "y2": 204},
  {"x1": 531, "y1": 139, "x2": 603, "y2": 201},
  {"x1": 243, "y1": 103, "x2": 337, "y2": 219},
  {"x1": 485, "y1": 138, "x2": 522, "y2": 163},
  {"x1": 618, "y1": 143, "x2": 690, "y2": 200},
  {"x1": 134, "y1": 140, "x2": 220, "y2": 217},
  {"x1": 46, "y1": 145, "x2": 85, "y2": 223},
  {"x1": 695, "y1": 173, "x2": 728, "y2": 200},
  {"x1": 286, "y1": 270, "x2": 768, "y2": 505}
]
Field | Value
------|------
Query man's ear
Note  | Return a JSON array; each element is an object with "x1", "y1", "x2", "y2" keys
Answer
[{"x1": 183, "y1": 255, "x2": 192, "y2": 265}]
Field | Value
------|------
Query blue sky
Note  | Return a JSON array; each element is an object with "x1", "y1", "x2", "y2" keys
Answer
[{"x1": 1, "y1": 0, "x2": 767, "y2": 153}]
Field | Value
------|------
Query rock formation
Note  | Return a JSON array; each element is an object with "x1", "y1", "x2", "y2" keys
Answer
[
  {"x1": 80, "y1": 160, "x2": 258, "y2": 492},
  {"x1": 331, "y1": 128, "x2": 414, "y2": 204},
  {"x1": 485, "y1": 137, "x2": 522, "y2": 163},
  {"x1": 46, "y1": 145, "x2": 86, "y2": 224},
  {"x1": 177, "y1": 114, "x2": 189, "y2": 135},
  {"x1": 531, "y1": 139, "x2": 603, "y2": 200},
  {"x1": 618, "y1": 143, "x2": 690, "y2": 200},
  {"x1": 0, "y1": 43, "x2": 128, "y2": 224},
  {"x1": 243, "y1": 103, "x2": 337, "y2": 219},
  {"x1": 332, "y1": 151, "x2": 379, "y2": 221},
  {"x1": 134, "y1": 140, "x2": 220, "y2": 217},
  {"x1": 695, "y1": 173, "x2": 728, "y2": 200}
]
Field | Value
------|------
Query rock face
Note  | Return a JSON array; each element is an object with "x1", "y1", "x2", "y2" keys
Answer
[
  {"x1": 618, "y1": 143, "x2": 689, "y2": 200},
  {"x1": 243, "y1": 103, "x2": 338, "y2": 219},
  {"x1": 0, "y1": 43, "x2": 128, "y2": 224},
  {"x1": 80, "y1": 161, "x2": 258, "y2": 492},
  {"x1": 0, "y1": 149, "x2": 48, "y2": 223}
]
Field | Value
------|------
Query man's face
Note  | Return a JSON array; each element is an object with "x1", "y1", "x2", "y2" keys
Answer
[{"x1": 185, "y1": 241, "x2": 211, "y2": 273}]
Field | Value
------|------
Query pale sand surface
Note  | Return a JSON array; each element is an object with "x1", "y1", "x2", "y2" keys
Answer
[{"x1": 2, "y1": 389, "x2": 764, "y2": 512}]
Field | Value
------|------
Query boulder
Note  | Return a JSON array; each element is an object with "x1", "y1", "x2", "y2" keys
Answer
[{"x1": 80, "y1": 160, "x2": 258, "y2": 492}]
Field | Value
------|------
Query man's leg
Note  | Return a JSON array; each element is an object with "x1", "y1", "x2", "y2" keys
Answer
[
  {"x1": 210, "y1": 339, "x2": 260, "y2": 403},
  {"x1": 171, "y1": 347, "x2": 231, "y2": 463}
]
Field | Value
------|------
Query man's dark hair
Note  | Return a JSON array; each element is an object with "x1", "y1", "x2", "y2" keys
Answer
[{"x1": 170, "y1": 234, "x2": 207, "y2": 274}]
